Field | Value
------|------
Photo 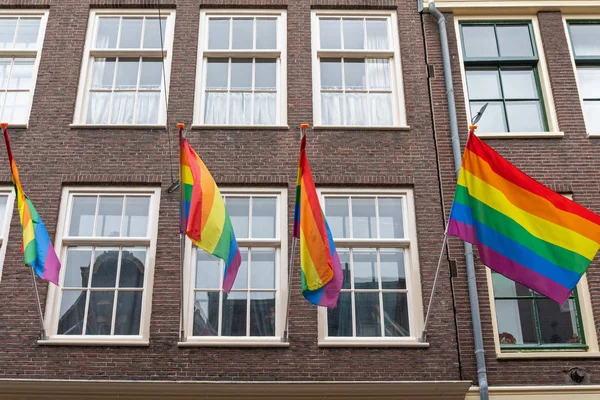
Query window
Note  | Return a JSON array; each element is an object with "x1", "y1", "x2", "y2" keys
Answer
[
  {"x1": 0, "y1": 188, "x2": 15, "y2": 280},
  {"x1": 194, "y1": 10, "x2": 287, "y2": 126},
  {"x1": 0, "y1": 12, "x2": 48, "y2": 126},
  {"x1": 73, "y1": 10, "x2": 175, "y2": 126},
  {"x1": 567, "y1": 21, "x2": 600, "y2": 134},
  {"x1": 317, "y1": 189, "x2": 424, "y2": 346},
  {"x1": 459, "y1": 21, "x2": 550, "y2": 134},
  {"x1": 183, "y1": 188, "x2": 288, "y2": 345},
  {"x1": 44, "y1": 187, "x2": 160, "y2": 345},
  {"x1": 311, "y1": 11, "x2": 406, "y2": 127}
]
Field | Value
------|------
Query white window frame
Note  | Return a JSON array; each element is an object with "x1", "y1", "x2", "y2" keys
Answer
[
  {"x1": 0, "y1": 188, "x2": 15, "y2": 280},
  {"x1": 71, "y1": 9, "x2": 176, "y2": 128},
  {"x1": 0, "y1": 10, "x2": 48, "y2": 128},
  {"x1": 455, "y1": 15, "x2": 563, "y2": 139},
  {"x1": 310, "y1": 10, "x2": 408, "y2": 129},
  {"x1": 180, "y1": 187, "x2": 288, "y2": 347},
  {"x1": 316, "y1": 188, "x2": 425, "y2": 347},
  {"x1": 192, "y1": 9, "x2": 288, "y2": 129},
  {"x1": 42, "y1": 186, "x2": 161, "y2": 346}
]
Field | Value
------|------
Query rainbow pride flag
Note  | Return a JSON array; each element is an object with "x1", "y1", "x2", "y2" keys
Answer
[
  {"x1": 2, "y1": 127, "x2": 60, "y2": 285},
  {"x1": 180, "y1": 137, "x2": 242, "y2": 292},
  {"x1": 448, "y1": 131, "x2": 600, "y2": 304},
  {"x1": 294, "y1": 135, "x2": 343, "y2": 308}
]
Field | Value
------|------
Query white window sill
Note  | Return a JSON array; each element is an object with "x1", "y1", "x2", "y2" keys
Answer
[
  {"x1": 318, "y1": 338, "x2": 429, "y2": 348},
  {"x1": 1, "y1": 123, "x2": 27, "y2": 129},
  {"x1": 476, "y1": 132, "x2": 564, "y2": 139},
  {"x1": 497, "y1": 351, "x2": 600, "y2": 359},
  {"x1": 191, "y1": 124, "x2": 289, "y2": 130},
  {"x1": 587, "y1": 133, "x2": 600, "y2": 138},
  {"x1": 178, "y1": 337, "x2": 290, "y2": 347},
  {"x1": 313, "y1": 125, "x2": 411, "y2": 131},
  {"x1": 69, "y1": 124, "x2": 166, "y2": 129},
  {"x1": 38, "y1": 336, "x2": 149, "y2": 346}
]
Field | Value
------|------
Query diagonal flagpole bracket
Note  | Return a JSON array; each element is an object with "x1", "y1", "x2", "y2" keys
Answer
[{"x1": 419, "y1": 230, "x2": 448, "y2": 343}]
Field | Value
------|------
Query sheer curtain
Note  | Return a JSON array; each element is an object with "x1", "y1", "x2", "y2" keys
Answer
[
  {"x1": 110, "y1": 92, "x2": 135, "y2": 124},
  {"x1": 135, "y1": 92, "x2": 159, "y2": 124},
  {"x1": 367, "y1": 59, "x2": 393, "y2": 125},
  {"x1": 254, "y1": 93, "x2": 275, "y2": 125},
  {"x1": 345, "y1": 92, "x2": 368, "y2": 125},
  {"x1": 229, "y1": 92, "x2": 252, "y2": 125},
  {"x1": 87, "y1": 91, "x2": 110, "y2": 124},
  {"x1": 204, "y1": 92, "x2": 227, "y2": 124},
  {"x1": 322, "y1": 92, "x2": 343, "y2": 125}
]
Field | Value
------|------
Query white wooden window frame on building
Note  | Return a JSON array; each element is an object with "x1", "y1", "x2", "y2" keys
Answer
[
  {"x1": 71, "y1": 9, "x2": 175, "y2": 128},
  {"x1": 454, "y1": 15, "x2": 563, "y2": 139},
  {"x1": 316, "y1": 188, "x2": 425, "y2": 347},
  {"x1": 42, "y1": 186, "x2": 161, "y2": 346},
  {"x1": 0, "y1": 10, "x2": 48, "y2": 128},
  {"x1": 310, "y1": 10, "x2": 408, "y2": 129},
  {"x1": 180, "y1": 187, "x2": 289, "y2": 347},
  {"x1": 192, "y1": 9, "x2": 288, "y2": 129},
  {"x1": 0, "y1": 188, "x2": 15, "y2": 281}
]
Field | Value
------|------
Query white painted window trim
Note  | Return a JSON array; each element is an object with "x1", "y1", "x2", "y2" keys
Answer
[
  {"x1": 180, "y1": 187, "x2": 288, "y2": 346},
  {"x1": 72, "y1": 9, "x2": 176, "y2": 126},
  {"x1": 316, "y1": 188, "x2": 425, "y2": 347},
  {"x1": 454, "y1": 15, "x2": 563, "y2": 139},
  {"x1": 0, "y1": 10, "x2": 48, "y2": 128},
  {"x1": 193, "y1": 9, "x2": 288, "y2": 128},
  {"x1": 41, "y1": 186, "x2": 161, "y2": 346},
  {"x1": 0, "y1": 188, "x2": 15, "y2": 281},
  {"x1": 432, "y1": 1, "x2": 600, "y2": 15},
  {"x1": 310, "y1": 10, "x2": 408, "y2": 129}
]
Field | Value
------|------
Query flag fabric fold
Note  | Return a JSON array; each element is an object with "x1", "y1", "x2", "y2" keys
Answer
[
  {"x1": 448, "y1": 131, "x2": 600, "y2": 304},
  {"x1": 180, "y1": 137, "x2": 242, "y2": 293},
  {"x1": 3, "y1": 127, "x2": 61, "y2": 285},
  {"x1": 294, "y1": 135, "x2": 343, "y2": 308}
]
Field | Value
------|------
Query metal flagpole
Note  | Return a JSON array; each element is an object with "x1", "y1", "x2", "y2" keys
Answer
[
  {"x1": 1, "y1": 123, "x2": 47, "y2": 340},
  {"x1": 283, "y1": 123, "x2": 308, "y2": 342},
  {"x1": 177, "y1": 123, "x2": 186, "y2": 342}
]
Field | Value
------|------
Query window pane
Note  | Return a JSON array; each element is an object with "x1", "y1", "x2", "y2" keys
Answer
[
  {"x1": 122, "y1": 196, "x2": 149, "y2": 237},
  {"x1": 0, "y1": 19, "x2": 17, "y2": 48},
  {"x1": 232, "y1": 18, "x2": 253, "y2": 50},
  {"x1": 204, "y1": 92, "x2": 227, "y2": 124},
  {"x1": 577, "y1": 67, "x2": 600, "y2": 99},
  {"x1": 0, "y1": 58, "x2": 11, "y2": 89},
  {"x1": 470, "y1": 101, "x2": 507, "y2": 133},
  {"x1": 501, "y1": 68, "x2": 538, "y2": 99},
  {"x1": 206, "y1": 58, "x2": 229, "y2": 90},
  {"x1": 139, "y1": 58, "x2": 162, "y2": 89},
  {"x1": 96, "y1": 17, "x2": 119, "y2": 49},
  {"x1": 378, "y1": 197, "x2": 403, "y2": 239},
  {"x1": 208, "y1": 18, "x2": 230, "y2": 50},
  {"x1": 320, "y1": 58, "x2": 342, "y2": 90},
  {"x1": 325, "y1": 197, "x2": 350, "y2": 239},
  {"x1": 353, "y1": 249, "x2": 378, "y2": 290},
  {"x1": 86, "y1": 291, "x2": 115, "y2": 335},
  {"x1": 496, "y1": 299, "x2": 537, "y2": 345},
  {"x1": 95, "y1": 196, "x2": 123, "y2": 237},
  {"x1": 9, "y1": 59, "x2": 33, "y2": 89},
  {"x1": 119, "y1": 18, "x2": 143, "y2": 48},
  {"x1": 255, "y1": 59, "x2": 276, "y2": 90},
  {"x1": 231, "y1": 249, "x2": 248, "y2": 291},
  {"x1": 492, "y1": 273, "x2": 532, "y2": 297},
  {"x1": 196, "y1": 250, "x2": 222, "y2": 290},
  {"x1": 380, "y1": 249, "x2": 405, "y2": 290},
  {"x1": 226, "y1": 197, "x2": 250, "y2": 238},
  {"x1": 256, "y1": 18, "x2": 276, "y2": 49},
  {"x1": 254, "y1": 92, "x2": 276, "y2": 125},
  {"x1": 87, "y1": 92, "x2": 111, "y2": 124},
  {"x1": 143, "y1": 18, "x2": 166, "y2": 49},
  {"x1": 111, "y1": 92, "x2": 135, "y2": 124},
  {"x1": 345, "y1": 92, "x2": 369, "y2": 126},
  {"x1": 115, "y1": 58, "x2": 139, "y2": 89},
  {"x1": 355, "y1": 292, "x2": 381, "y2": 337},
  {"x1": 344, "y1": 59, "x2": 366, "y2": 90},
  {"x1": 352, "y1": 198, "x2": 376, "y2": 238},
  {"x1": 193, "y1": 291, "x2": 219, "y2": 336},
  {"x1": 3, "y1": 91, "x2": 29, "y2": 124},
  {"x1": 119, "y1": 248, "x2": 146, "y2": 288},
  {"x1": 343, "y1": 19, "x2": 364, "y2": 50},
  {"x1": 221, "y1": 291, "x2": 247, "y2": 336},
  {"x1": 91, "y1": 58, "x2": 116, "y2": 89},
  {"x1": 250, "y1": 248, "x2": 275, "y2": 289},
  {"x1": 366, "y1": 19, "x2": 388, "y2": 50},
  {"x1": 320, "y1": 19, "x2": 341, "y2": 49},
  {"x1": 367, "y1": 59, "x2": 390, "y2": 90},
  {"x1": 497, "y1": 25, "x2": 534, "y2": 58},
  {"x1": 338, "y1": 249, "x2": 351, "y2": 290},
  {"x1": 466, "y1": 69, "x2": 502, "y2": 100},
  {"x1": 63, "y1": 248, "x2": 93, "y2": 288},
  {"x1": 0, "y1": 195, "x2": 7, "y2": 231},
  {"x1": 506, "y1": 101, "x2": 544, "y2": 132},
  {"x1": 327, "y1": 291, "x2": 352, "y2": 337},
  {"x1": 537, "y1": 298, "x2": 581, "y2": 344},
  {"x1": 583, "y1": 101, "x2": 600, "y2": 134},
  {"x1": 58, "y1": 290, "x2": 86, "y2": 335},
  {"x1": 14, "y1": 18, "x2": 40, "y2": 49},
  {"x1": 69, "y1": 196, "x2": 96, "y2": 236},
  {"x1": 114, "y1": 291, "x2": 142, "y2": 335},
  {"x1": 252, "y1": 197, "x2": 276, "y2": 238},
  {"x1": 230, "y1": 59, "x2": 252, "y2": 89},
  {"x1": 462, "y1": 25, "x2": 498, "y2": 58},
  {"x1": 229, "y1": 92, "x2": 252, "y2": 125},
  {"x1": 321, "y1": 93, "x2": 343, "y2": 125},
  {"x1": 250, "y1": 291, "x2": 275, "y2": 336},
  {"x1": 570, "y1": 24, "x2": 600, "y2": 57},
  {"x1": 383, "y1": 292, "x2": 410, "y2": 337},
  {"x1": 135, "y1": 91, "x2": 160, "y2": 124},
  {"x1": 91, "y1": 248, "x2": 119, "y2": 288},
  {"x1": 369, "y1": 93, "x2": 393, "y2": 126}
]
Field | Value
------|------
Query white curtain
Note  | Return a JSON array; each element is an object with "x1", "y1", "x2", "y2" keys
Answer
[
  {"x1": 366, "y1": 20, "x2": 389, "y2": 50},
  {"x1": 111, "y1": 91, "x2": 135, "y2": 124},
  {"x1": 369, "y1": 93, "x2": 393, "y2": 126},
  {"x1": 345, "y1": 92, "x2": 369, "y2": 125},
  {"x1": 321, "y1": 92, "x2": 343, "y2": 125},
  {"x1": 204, "y1": 92, "x2": 227, "y2": 124},
  {"x1": 229, "y1": 92, "x2": 252, "y2": 125},
  {"x1": 87, "y1": 91, "x2": 110, "y2": 124},
  {"x1": 135, "y1": 91, "x2": 159, "y2": 124},
  {"x1": 254, "y1": 92, "x2": 275, "y2": 125},
  {"x1": 367, "y1": 59, "x2": 390, "y2": 90}
]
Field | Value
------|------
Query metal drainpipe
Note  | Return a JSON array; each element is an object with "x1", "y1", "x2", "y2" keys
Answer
[{"x1": 427, "y1": 1, "x2": 489, "y2": 399}]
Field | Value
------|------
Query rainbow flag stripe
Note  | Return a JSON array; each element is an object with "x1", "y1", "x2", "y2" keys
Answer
[
  {"x1": 294, "y1": 135, "x2": 342, "y2": 308},
  {"x1": 448, "y1": 132, "x2": 600, "y2": 304},
  {"x1": 180, "y1": 138, "x2": 242, "y2": 292}
]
